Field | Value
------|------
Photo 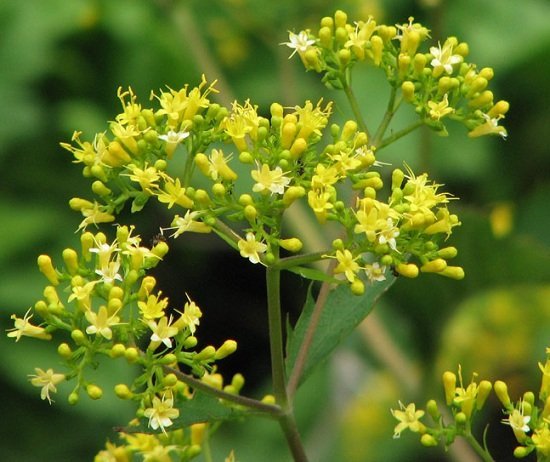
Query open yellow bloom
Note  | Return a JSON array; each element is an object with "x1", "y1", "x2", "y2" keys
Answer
[
  {"x1": 28, "y1": 367, "x2": 65, "y2": 404},
  {"x1": 238, "y1": 232, "x2": 268, "y2": 264},
  {"x1": 7, "y1": 309, "x2": 52, "y2": 342},
  {"x1": 144, "y1": 394, "x2": 180, "y2": 433},
  {"x1": 391, "y1": 401, "x2": 425, "y2": 438}
]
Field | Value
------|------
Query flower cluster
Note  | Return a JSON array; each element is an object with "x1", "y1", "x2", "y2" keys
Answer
[
  {"x1": 391, "y1": 366, "x2": 492, "y2": 448},
  {"x1": 284, "y1": 10, "x2": 509, "y2": 138},
  {"x1": 494, "y1": 348, "x2": 550, "y2": 459},
  {"x1": 392, "y1": 348, "x2": 550, "y2": 460},
  {"x1": 7, "y1": 226, "x2": 239, "y2": 460},
  {"x1": 59, "y1": 75, "x2": 463, "y2": 296}
]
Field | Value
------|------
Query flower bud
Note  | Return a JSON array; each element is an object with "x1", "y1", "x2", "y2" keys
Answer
[
  {"x1": 195, "y1": 345, "x2": 216, "y2": 361},
  {"x1": 420, "y1": 434, "x2": 438, "y2": 447},
  {"x1": 37, "y1": 255, "x2": 59, "y2": 285},
  {"x1": 71, "y1": 329, "x2": 86, "y2": 345},
  {"x1": 494, "y1": 380, "x2": 512, "y2": 408},
  {"x1": 212, "y1": 183, "x2": 226, "y2": 196},
  {"x1": 86, "y1": 384, "x2": 103, "y2": 400},
  {"x1": 58, "y1": 342, "x2": 72, "y2": 359},
  {"x1": 438, "y1": 266, "x2": 465, "y2": 280},
  {"x1": 421, "y1": 258, "x2": 447, "y2": 273},
  {"x1": 68, "y1": 392, "x2": 79, "y2": 405},
  {"x1": 163, "y1": 373, "x2": 178, "y2": 388},
  {"x1": 281, "y1": 122, "x2": 297, "y2": 149},
  {"x1": 270, "y1": 103, "x2": 283, "y2": 118},
  {"x1": 184, "y1": 336, "x2": 198, "y2": 349},
  {"x1": 231, "y1": 373, "x2": 245, "y2": 392},
  {"x1": 350, "y1": 278, "x2": 365, "y2": 295},
  {"x1": 401, "y1": 81, "x2": 415, "y2": 102},
  {"x1": 279, "y1": 238, "x2": 303, "y2": 253},
  {"x1": 395, "y1": 263, "x2": 419, "y2": 278},
  {"x1": 62, "y1": 248, "x2": 79, "y2": 275},
  {"x1": 215, "y1": 340, "x2": 238, "y2": 360},
  {"x1": 442, "y1": 371, "x2": 456, "y2": 405},
  {"x1": 319, "y1": 26, "x2": 332, "y2": 47},
  {"x1": 426, "y1": 399, "x2": 440, "y2": 421},
  {"x1": 282, "y1": 186, "x2": 306, "y2": 206},
  {"x1": 244, "y1": 204, "x2": 257, "y2": 221},
  {"x1": 91, "y1": 180, "x2": 112, "y2": 197},
  {"x1": 114, "y1": 384, "x2": 133, "y2": 399},
  {"x1": 125, "y1": 347, "x2": 139, "y2": 363},
  {"x1": 488, "y1": 100, "x2": 510, "y2": 118},
  {"x1": 513, "y1": 446, "x2": 531, "y2": 458},
  {"x1": 111, "y1": 343, "x2": 126, "y2": 358},
  {"x1": 334, "y1": 10, "x2": 347, "y2": 28},
  {"x1": 437, "y1": 246, "x2": 457, "y2": 259},
  {"x1": 370, "y1": 36, "x2": 384, "y2": 66},
  {"x1": 239, "y1": 151, "x2": 253, "y2": 164},
  {"x1": 476, "y1": 380, "x2": 492, "y2": 409}
]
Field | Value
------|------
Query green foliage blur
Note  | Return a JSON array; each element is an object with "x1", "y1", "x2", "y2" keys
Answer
[{"x1": 1, "y1": 0, "x2": 549, "y2": 460}]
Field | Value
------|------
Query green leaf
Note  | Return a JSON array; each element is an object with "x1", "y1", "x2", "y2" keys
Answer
[
  {"x1": 285, "y1": 276, "x2": 395, "y2": 387},
  {"x1": 285, "y1": 265, "x2": 340, "y2": 283}
]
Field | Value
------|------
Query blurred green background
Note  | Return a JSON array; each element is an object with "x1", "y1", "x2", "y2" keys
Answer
[{"x1": 1, "y1": 0, "x2": 549, "y2": 460}]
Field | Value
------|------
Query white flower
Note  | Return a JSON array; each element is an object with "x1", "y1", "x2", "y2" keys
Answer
[
  {"x1": 28, "y1": 368, "x2": 65, "y2": 404},
  {"x1": 144, "y1": 394, "x2": 180, "y2": 433},
  {"x1": 282, "y1": 31, "x2": 315, "y2": 58},
  {"x1": 158, "y1": 130, "x2": 190, "y2": 144}
]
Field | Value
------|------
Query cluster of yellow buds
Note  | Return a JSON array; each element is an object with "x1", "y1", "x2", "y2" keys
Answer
[
  {"x1": 393, "y1": 349, "x2": 550, "y2": 460},
  {"x1": 493, "y1": 348, "x2": 550, "y2": 459},
  {"x1": 392, "y1": 366, "x2": 492, "y2": 450},
  {"x1": 7, "y1": 224, "x2": 239, "y2": 459},
  {"x1": 60, "y1": 75, "x2": 464, "y2": 295},
  {"x1": 283, "y1": 10, "x2": 509, "y2": 139}
]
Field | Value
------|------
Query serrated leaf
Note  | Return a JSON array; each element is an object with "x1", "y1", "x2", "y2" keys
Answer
[{"x1": 285, "y1": 276, "x2": 395, "y2": 387}]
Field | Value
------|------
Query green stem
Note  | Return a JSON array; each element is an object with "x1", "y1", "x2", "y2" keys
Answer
[
  {"x1": 267, "y1": 251, "x2": 309, "y2": 461},
  {"x1": 372, "y1": 86, "x2": 398, "y2": 147},
  {"x1": 376, "y1": 119, "x2": 424, "y2": 151},
  {"x1": 274, "y1": 250, "x2": 331, "y2": 271},
  {"x1": 163, "y1": 365, "x2": 283, "y2": 417},
  {"x1": 266, "y1": 259, "x2": 288, "y2": 409},
  {"x1": 463, "y1": 429, "x2": 495, "y2": 462},
  {"x1": 286, "y1": 259, "x2": 335, "y2": 399},
  {"x1": 342, "y1": 77, "x2": 370, "y2": 139}
]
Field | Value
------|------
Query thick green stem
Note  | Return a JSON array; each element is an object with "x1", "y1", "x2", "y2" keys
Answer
[
  {"x1": 266, "y1": 261, "x2": 288, "y2": 409},
  {"x1": 267, "y1": 252, "x2": 309, "y2": 461},
  {"x1": 274, "y1": 250, "x2": 330, "y2": 271}
]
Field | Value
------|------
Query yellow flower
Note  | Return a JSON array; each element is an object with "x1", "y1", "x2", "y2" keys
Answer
[
  {"x1": 251, "y1": 163, "x2": 291, "y2": 195},
  {"x1": 162, "y1": 211, "x2": 212, "y2": 238},
  {"x1": 85, "y1": 305, "x2": 122, "y2": 340},
  {"x1": 430, "y1": 39, "x2": 462, "y2": 76},
  {"x1": 533, "y1": 426, "x2": 550, "y2": 456},
  {"x1": 344, "y1": 18, "x2": 377, "y2": 60},
  {"x1": 331, "y1": 249, "x2": 361, "y2": 283},
  {"x1": 428, "y1": 94, "x2": 454, "y2": 120},
  {"x1": 116, "y1": 86, "x2": 142, "y2": 127},
  {"x1": 143, "y1": 394, "x2": 180, "y2": 433},
  {"x1": 206, "y1": 149, "x2": 238, "y2": 182},
  {"x1": 237, "y1": 232, "x2": 267, "y2": 264},
  {"x1": 173, "y1": 296, "x2": 202, "y2": 334},
  {"x1": 77, "y1": 202, "x2": 116, "y2": 232},
  {"x1": 155, "y1": 176, "x2": 193, "y2": 209},
  {"x1": 468, "y1": 113, "x2": 507, "y2": 139},
  {"x1": 391, "y1": 401, "x2": 425, "y2": 438},
  {"x1": 138, "y1": 293, "x2": 169, "y2": 320},
  {"x1": 308, "y1": 188, "x2": 334, "y2": 223},
  {"x1": 28, "y1": 367, "x2": 65, "y2": 404},
  {"x1": 68, "y1": 280, "x2": 98, "y2": 309},
  {"x1": 125, "y1": 165, "x2": 160, "y2": 192},
  {"x1": 7, "y1": 309, "x2": 52, "y2": 342},
  {"x1": 148, "y1": 316, "x2": 179, "y2": 349},
  {"x1": 502, "y1": 401, "x2": 531, "y2": 443},
  {"x1": 294, "y1": 99, "x2": 332, "y2": 140}
]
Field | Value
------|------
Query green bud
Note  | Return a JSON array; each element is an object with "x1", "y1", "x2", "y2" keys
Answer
[
  {"x1": 244, "y1": 204, "x2": 257, "y2": 222},
  {"x1": 57, "y1": 342, "x2": 72, "y2": 359},
  {"x1": 195, "y1": 345, "x2": 216, "y2": 361},
  {"x1": 426, "y1": 399, "x2": 440, "y2": 421},
  {"x1": 350, "y1": 279, "x2": 365, "y2": 295},
  {"x1": 71, "y1": 329, "x2": 86, "y2": 345},
  {"x1": 239, "y1": 194, "x2": 254, "y2": 206},
  {"x1": 455, "y1": 411, "x2": 467, "y2": 425},
  {"x1": 160, "y1": 353, "x2": 177, "y2": 365},
  {"x1": 215, "y1": 339, "x2": 238, "y2": 360},
  {"x1": 184, "y1": 336, "x2": 198, "y2": 349},
  {"x1": 380, "y1": 255, "x2": 393, "y2": 266},
  {"x1": 111, "y1": 343, "x2": 126, "y2": 358},
  {"x1": 68, "y1": 391, "x2": 79, "y2": 405},
  {"x1": 212, "y1": 183, "x2": 226, "y2": 196},
  {"x1": 239, "y1": 151, "x2": 254, "y2": 164},
  {"x1": 114, "y1": 384, "x2": 133, "y2": 399},
  {"x1": 163, "y1": 373, "x2": 178, "y2": 387},
  {"x1": 513, "y1": 446, "x2": 532, "y2": 458},
  {"x1": 124, "y1": 347, "x2": 139, "y2": 363},
  {"x1": 420, "y1": 434, "x2": 438, "y2": 447},
  {"x1": 437, "y1": 246, "x2": 457, "y2": 259},
  {"x1": 86, "y1": 384, "x2": 103, "y2": 400},
  {"x1": 91, "y1": 180, "x2": 111, "y2": 197},
  {"x1": 401, "y1": 81, "x2": 415, "y2": 102}
]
